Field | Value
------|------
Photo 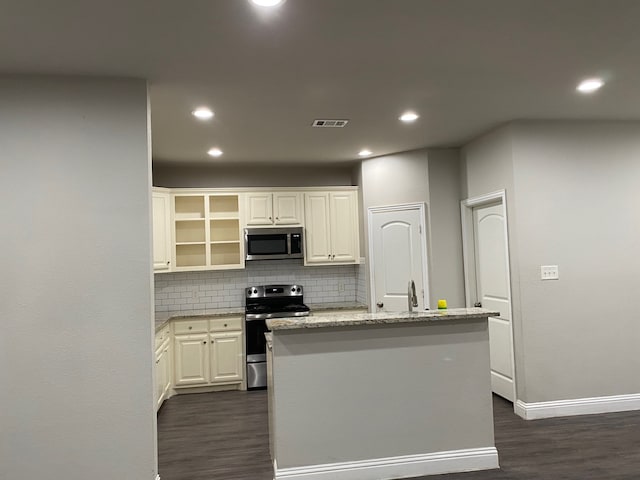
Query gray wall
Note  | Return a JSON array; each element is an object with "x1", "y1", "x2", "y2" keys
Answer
[
  {"x1": 360, "y1": 149, "x2": 465, "y2": 308},
  {"x1": 272, "y1": 321, "x2": 494, "y2": 469},
  {"x1": 427, "y1": 149, "x2": 465, "y2": 307},
  {"x1": 460, "y1": 126, "x2": 525, "y2": 398},
  {"x1": 462, "y1": 120, "x2": 640, "y2": 403},
  {"x1": 460, "y1": 125, "x2": 515, "y2": 199},
  {"x1": 153, "y1": 162, "x2": 354, "y2": 187},
  {"x1": 0, "y1": 77, "x2": 156, "y2": 479}
]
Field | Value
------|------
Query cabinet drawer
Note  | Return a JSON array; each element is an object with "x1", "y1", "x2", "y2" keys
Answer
[
  {"x1": 174, "y1": 319, "x2": 209, "y2": 334},
  {"x1": 210, "y1": 317, "x2": 242, "y2": 332}
]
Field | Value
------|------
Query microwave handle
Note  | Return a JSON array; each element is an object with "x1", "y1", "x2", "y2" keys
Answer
[{"x1": 287, "y1": 233, "x2": 291, "y2": 255}]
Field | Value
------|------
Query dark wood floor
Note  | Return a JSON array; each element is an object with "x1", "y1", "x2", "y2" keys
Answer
[{"x1": 158, "y1": 391, "x2": 640, "y2": 479}]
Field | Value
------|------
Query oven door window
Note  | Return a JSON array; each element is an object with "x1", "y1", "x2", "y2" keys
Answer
[
  {"x1": 246, "y1": 319, "x2": 268, "y2": 357},
  {"x1": 247, "y1": 234, "x2": 288, "y2": 256}
]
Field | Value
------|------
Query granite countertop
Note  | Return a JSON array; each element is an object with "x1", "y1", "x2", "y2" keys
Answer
[
  {"x1": 307, "y1": 302, "x2": 368, "y2": 313},
  {"x1": 266, "y1": 307, "x2": 500, "y2": 331},
  {"x1": 155, "y1": 307, "x2": 245, "y2": 331},
  {"x1": 154, "y1": 303, "x2": 368, "y2": 332}
]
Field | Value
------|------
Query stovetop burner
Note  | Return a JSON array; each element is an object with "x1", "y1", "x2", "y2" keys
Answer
[{"x1": 245, "y1": 284, "x2": 310, "y2": 320}]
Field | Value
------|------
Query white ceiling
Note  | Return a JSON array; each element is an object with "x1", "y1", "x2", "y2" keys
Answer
[{"x1": 2, "y1": 0, "x2": 640, "y2": 165}]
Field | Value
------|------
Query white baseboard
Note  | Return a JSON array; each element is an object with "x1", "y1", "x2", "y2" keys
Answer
[
  {"x1": 274, "y1": 447, "x2": 499, "y2": 480},
  {"x1": 515, "y1": 392, "x2": 640, "y2": 420}
]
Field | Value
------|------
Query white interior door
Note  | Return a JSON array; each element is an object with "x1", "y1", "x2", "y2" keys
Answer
[
  {"x1": 369, "y1": 205, "x2": 428, "y2": 312},
  {"x1": 473, "y1": 202, "x2": 514, "y2": 401}
]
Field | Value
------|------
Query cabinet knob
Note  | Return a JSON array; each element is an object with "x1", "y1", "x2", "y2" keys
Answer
[
  {"x1": 224, "y1": 323, "x2": 228, "y2": 327},
  {"x1": 276, "y1": 217, "x2": 279, "y2": 220},
  {"x1": 269, "y1": 216, "x2": 272, "y2": 220},
  {"x1": 327, "y1": 254, "x2": 331, "y2": 259},
  {"x1": 167, "y1": 261, "x2": 170, "y2": 265},
  {"x1": 203, "y1": 341, "x2": 207, "y2": 344},
  {"x1": 376, "y1": 302, "x2": 384, "y2": 308},
  {"x1": 188, "y1": 326, "x2": 192, "y2": 330},
  {"x1": 332, "y1": 255, "x2": 335, "y2": 259}
]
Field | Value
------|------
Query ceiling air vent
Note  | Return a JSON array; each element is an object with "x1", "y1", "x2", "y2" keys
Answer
[{"x1": 312, "y1": 119, "x2": 349, "y2": 128}]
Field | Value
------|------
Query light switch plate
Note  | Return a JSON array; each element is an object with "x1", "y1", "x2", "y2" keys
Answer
[{"x1": 541, "y1": 265, "x2": 559, "y2": 280}]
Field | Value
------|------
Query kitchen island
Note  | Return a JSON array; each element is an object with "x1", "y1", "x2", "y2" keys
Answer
[{"x1": 266, "y1": 308, "x2": 500, "y2": 480}]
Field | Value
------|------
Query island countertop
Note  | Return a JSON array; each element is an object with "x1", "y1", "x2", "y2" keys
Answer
[{"x1": 266, "y1": 307, "x2": 499, "y2": 331}]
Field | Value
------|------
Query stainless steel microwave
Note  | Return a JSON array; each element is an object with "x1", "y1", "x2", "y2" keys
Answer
[{"x1": 244, "y1": 227, "x2": 304, "y2": 261}]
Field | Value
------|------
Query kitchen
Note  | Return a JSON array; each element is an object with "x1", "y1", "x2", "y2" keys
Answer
[
  {"x1": 4, "y1": 1, "x2": 640, "y2": 480},
  {"x1": 151, "y1": 181, "x2": 501, "y2": 479}
]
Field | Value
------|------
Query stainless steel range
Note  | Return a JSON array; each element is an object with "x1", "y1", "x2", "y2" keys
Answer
[{"x1": 245, "y1": 284, "x2": 310, "y2": 389}]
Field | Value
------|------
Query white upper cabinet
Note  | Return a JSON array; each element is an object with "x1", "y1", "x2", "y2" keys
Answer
[
  {"x1": 273, "y1": 192, "x2": 303, "y2": 225},
  {"x1": 304, "y1": 193, "x2": 332, "y2": 263},
  {"x1": 172, "y1": 192, "x2": 244, "y2": 271},
  {"x1": 304, "y1": 191, "x2": 359, "y2": 265},
  {"x1": 246, "y1": 192, "x2": 303, "y2": 226},
  {"x1": 330, "y1": 192, "x2": 358, "y2": 263},
  {"x1": 245, "y1": 193, "x2": 273, "y2": 225},
  {"x1": 152, "y1": 189, "x2": 171, "y2": 271},
  {"x1": 156, "y1": 186, "x2": 358, "y2": 272}
]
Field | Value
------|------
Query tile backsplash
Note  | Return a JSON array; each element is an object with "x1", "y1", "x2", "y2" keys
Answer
[
  {"x1": 155, "y1": 259, "x2": 359, "y2": 314},
  {"x1": 355, "y1": 260, "x2": 368, "y2": 306}
]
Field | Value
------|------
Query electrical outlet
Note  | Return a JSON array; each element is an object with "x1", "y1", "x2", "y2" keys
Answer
[{"x1": 540, "y1": 265, "x2": 559, "y2": 280}]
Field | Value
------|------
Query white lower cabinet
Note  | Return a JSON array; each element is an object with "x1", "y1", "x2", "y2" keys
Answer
[
  {"x1": 155, "y1": 326, "x2": 173, "y2": 411},
  {"x1": 174, "y1": 333, "x2": 210, "y2": 387},
  {"x1": 210, "y1": 331, "x2": 243, "y2": 383},
  {"x1": 173, "y1": 317, "x2": 244, "y2": 389}
]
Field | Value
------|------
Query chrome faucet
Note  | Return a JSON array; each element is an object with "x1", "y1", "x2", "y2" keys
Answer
[{"x1": 408, "y1": 280, "x2": 418, "y2": 312}]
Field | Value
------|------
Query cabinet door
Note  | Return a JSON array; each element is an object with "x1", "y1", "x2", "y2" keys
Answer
[
  {"x1": 174, "y1": 334, "x2": 209, "y2": 386},
  {"x1": 304, "y1": 192, "x2": 332, "y2": 263},
  {"x1": 246, "y1": 193, "x2": 274, "y2": 225},
  {"x1": 161, "y1": 342, "x2": 172, "y2": 400},
  {"x1": 210, "y1": 332, "x2": 243, "y2": 383},
  {"x1": 155, "y1": 348, "x2": 164, "y2": 410},
  {"x1": 152, "y1": 191, "x2": 171, "y2": 271},
  {"x1": 330, "y1": 192, "x2": 358, "y2": 263},
  {"x1": 273, "y1": 192, "x2": 302, "y2": 225}
]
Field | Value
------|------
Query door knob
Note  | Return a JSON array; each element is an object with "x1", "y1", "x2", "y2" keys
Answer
[{"x1": 376, "y1": 302, "x2": 384, "y2": 308}]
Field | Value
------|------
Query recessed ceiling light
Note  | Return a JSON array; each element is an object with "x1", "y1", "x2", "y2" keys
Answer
[
  {"x1": 358, "y1": 149, "x2": 372, "y2": 157},
  {"x1": 207, "y1": 148, "x2": 223, "y2": 157},
  {"x1": 399, "y1": 111, "x2": 419, "y2": 123},
  {"x1": 192, "y1": 108, "x2": 214, "y2": 120},
  {"x1": 576, "y1": 78, "x2": 605, "y2": 94},
  {"x1": 250, "y1": 0, "x2": 285, "y2": 7}
]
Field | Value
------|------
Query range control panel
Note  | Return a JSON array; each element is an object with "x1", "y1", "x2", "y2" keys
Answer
[{"x1": 246, "y1": 285, "x2": 303, "y2": 298}]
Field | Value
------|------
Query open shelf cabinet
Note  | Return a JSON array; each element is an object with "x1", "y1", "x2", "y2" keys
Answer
[{"x1": 172, "y1": 193, "x2": 244, "y2": 271}]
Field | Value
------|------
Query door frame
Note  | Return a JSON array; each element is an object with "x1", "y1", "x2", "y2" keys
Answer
[
  {"x1": 367, "y1": 202, "x2": 430, "y2": 312},
  {"x1": 460, "y1": 190, "x2": 517, "y2": 403}
]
